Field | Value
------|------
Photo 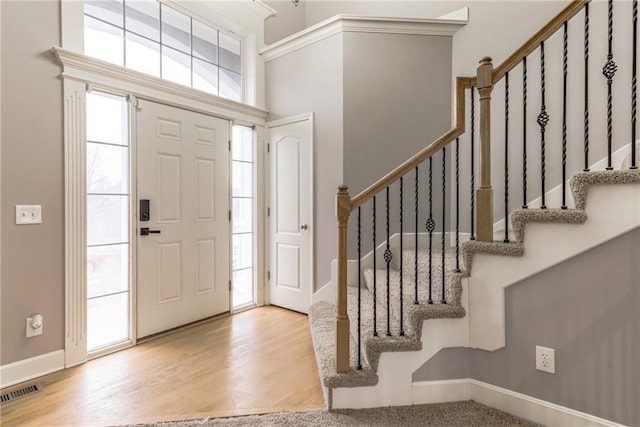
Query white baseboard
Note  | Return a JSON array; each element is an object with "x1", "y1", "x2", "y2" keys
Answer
[
  {"x1": 412, "y1": 378, "x2": 625, "y2": 427},
  {"x1": 412, "y1": 378, "x2": 471, "y2": 403},
  {"x1": 0, "y1": 350, "x2": 65, "y2": 389},
  {"x1": 312, "y1": 280, "x2": 336, "y2": 305}
]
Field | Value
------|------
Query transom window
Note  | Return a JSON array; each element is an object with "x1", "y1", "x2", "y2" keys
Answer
[{"x1": 84, "y1": 0, "x2": 242, "y2": 102}]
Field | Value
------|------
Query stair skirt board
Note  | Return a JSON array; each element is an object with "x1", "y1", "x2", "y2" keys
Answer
[
  {"x1": 469, "y1": 173, "x2": 640, "y2": 350},
  {"x1": 412, "y1": 379, "x2": 626, "y2": 427}
]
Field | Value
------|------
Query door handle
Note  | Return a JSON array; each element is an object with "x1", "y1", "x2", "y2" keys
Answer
[
  {"x1": 140, "y1": 227, "x2": 161, "y2": 236},
  {"x1": 300, "y1": 223, "x2": 308, "y2": 231}
]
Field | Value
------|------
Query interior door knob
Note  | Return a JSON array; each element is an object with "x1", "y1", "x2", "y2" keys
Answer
[{"x1": 300, "y1": 223, "x2": 308, "y2": 230}]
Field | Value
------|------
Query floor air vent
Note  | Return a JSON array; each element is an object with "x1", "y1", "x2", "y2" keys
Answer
[{"x1": 0, "y1": 383, "x2": 43, "y2": 404}]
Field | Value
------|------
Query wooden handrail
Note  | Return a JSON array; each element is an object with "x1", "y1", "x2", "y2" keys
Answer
[
  {"x1": 493, "y1": 0, "x2": 589, "y2": 83},
  {"x1": 349, "y1": 76, "x2": 475, "y2": 211}
]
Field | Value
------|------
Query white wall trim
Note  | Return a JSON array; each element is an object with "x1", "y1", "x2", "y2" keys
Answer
[
  {"x1": 260, "y1": 14, "x2": 468, "y2": 62},
  {"x1": 411, "y1": 378, "x2": 471, "y2": 404},
  {"x1": 63, "y1": 79, "x2": 88, "y2": 368},
  {"x1": 469, "y1": 182, "x2": 640, "y2": 350},
  {"x1": 411, "y1": 379, "x2": 625, "y2": 426},
  {"x1": 0, "y1": 350, "x2": 65, "y2": 389},
  {"x1": 470, "y1": 379, "x2": 627, "y2": 427},
  {"x1": 53, "y1": 47, "x2": 268, "y2": 126}
]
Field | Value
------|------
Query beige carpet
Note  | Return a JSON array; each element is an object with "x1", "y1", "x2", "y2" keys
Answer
[{"x1": 123, "y1": 400, "x2": 541, "y2": 426}]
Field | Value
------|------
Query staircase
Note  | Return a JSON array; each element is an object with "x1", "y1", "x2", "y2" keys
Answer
[{"x1": 308, "y1": 0, "x2": 640, "y2": 423}]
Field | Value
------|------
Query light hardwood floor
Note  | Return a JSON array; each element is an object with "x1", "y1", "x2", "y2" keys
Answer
[{"x1": 0, "y1": 306, "x2": 324, "y2": 426}]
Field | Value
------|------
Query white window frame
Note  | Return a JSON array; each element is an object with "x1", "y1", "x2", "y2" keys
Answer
[{"x1": 58, "y1": 0, "x2": 272, "y2": 367}]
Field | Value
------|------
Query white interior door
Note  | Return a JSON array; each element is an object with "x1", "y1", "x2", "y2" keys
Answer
[
  {"x1": 136, "y1": 99, "x2": 230, "y2": 338},
  {"x1": 268, "y1": 116, "x2": 313, "y2": 314}
]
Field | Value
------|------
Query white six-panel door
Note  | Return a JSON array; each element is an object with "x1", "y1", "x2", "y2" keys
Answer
[
  {"x1": 268, "y1": 116, "x2": 313, "y2": 314},
  {"x1": 136, "y1": 100, "x2": 230, "y2": 338}
]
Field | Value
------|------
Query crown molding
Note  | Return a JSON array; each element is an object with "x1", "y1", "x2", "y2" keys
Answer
[
  {"x1": 260, "y1": 11, "x2": 469, "y2": 62},
  {"x1": 52, "y1": 47, "x2": 267, "y2": 124}
]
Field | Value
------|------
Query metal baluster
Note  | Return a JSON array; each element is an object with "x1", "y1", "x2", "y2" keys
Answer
[
  {"x1": 504, "y1": 72, "x2": 510, "y2": 242},
  {"x1": 384, "y1": 187, "x2": 392, "y2": 337},
  {"x1": 632, "y1": 0, "x2": 638, "y2": 169},
  {"x1": 584, "y1": 3, "x2": 591, "y2": 172},
  {"x1": 427, "y1": 157, "x2": 435, "y2": 305},
  {"x1": 523, "y1": 57, "x2": 529, "y2": 208},
  {"x1": 414, "y1": 166, "x2": 419, "y2": 305},
  {"x1": 562, "y1": 22, "x2": 568, "y2": 209},
  {"x1": 441, "y1": 147, "x2": 447, "y2": 304},
  {"x1": 538, "y1": 41, "x2": 549, "y2": 209},
  {"x1": 471, "y1": 89, "x2": 477, "y2": 238},
  {"x1": 603, "y1": 0, "x2": 617, "y2": 170},
  {"x1": 372, "y1": 196, "x2": 377, "y2": 337},
  {"x1": 399, "y1": 177, "x2": 404, "y2": 336},
  {"x1": 455, "y1": 138, "x2": 461, "y2": 272},
  {"x1": 357, "y1": 207, "x2": 362, "y2": 370}
]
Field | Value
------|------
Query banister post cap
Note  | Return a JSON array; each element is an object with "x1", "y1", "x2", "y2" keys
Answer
[
  {"x1": 338, "y1": 184, "x2": 349, "y2": 192},
  {"x1": 479, "y1": 56, "x2": 493, "y2": 65}
]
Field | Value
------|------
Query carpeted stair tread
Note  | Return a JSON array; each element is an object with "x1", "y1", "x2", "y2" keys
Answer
[
  {"x1": 309, "y1": 301, "x2": 379, "y2": 400},
  {"x1": 510, "y1": 208, "x2": 587, "y2": 242},
  {"x1": 570, "y1": 169, "x2": 640, "y2": 209}
]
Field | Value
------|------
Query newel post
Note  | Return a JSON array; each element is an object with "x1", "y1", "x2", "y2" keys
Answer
[
  {"x1": 335, "y1": 185, "x2": 351, "y2": 373},
  {"x1": 476, "y1": 57, "x2": 494, "y2": 242}
]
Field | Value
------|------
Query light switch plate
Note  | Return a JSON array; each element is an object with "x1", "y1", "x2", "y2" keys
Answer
[{"x1": 16, "y1": 205, "x2": 42, "y2": 225}]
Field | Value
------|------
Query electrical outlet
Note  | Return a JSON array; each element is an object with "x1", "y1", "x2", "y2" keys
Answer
[
  {"x1": 536, "y1": 345, "x2": 555, "y2": 374},
  {"x1": 26, "y1": 315, "x2": 43, "y2": 338}
]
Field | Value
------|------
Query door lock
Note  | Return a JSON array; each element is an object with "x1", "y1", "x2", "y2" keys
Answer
[{"x1": 140, "y1": 227, "x2": 161, "y2": 236}]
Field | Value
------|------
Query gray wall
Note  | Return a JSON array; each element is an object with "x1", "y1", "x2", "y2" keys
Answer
[
  {"x1": 342, "y1": 32, "x2": 452, "y2": 256},
  {"x1": 1, "y1": 1, "x2": 64, "y2": 365},
  {"x1": 264, "y1": 0, "x2": 307, "y2": 45},
  {"x1": 414, "y1": 227, "x2": 640, "y2": 426},
  {"x1": 265, "y1": 34, "x2": 344, "y2": 290},
  {"x1": 342, "y1": 32, "x2": 451, "y2": 197}
]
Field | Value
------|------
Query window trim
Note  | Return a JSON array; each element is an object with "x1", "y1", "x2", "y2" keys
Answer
[{"x1": 54, "y1": 47, "x2": 266, "y2": 125}]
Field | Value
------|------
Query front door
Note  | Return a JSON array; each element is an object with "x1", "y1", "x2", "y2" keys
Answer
[
  {"x1": 268, "y1": 115, "x2": 313, "y2": 314},
  {"x1": 136, "y1": 99, "x2": 230, "y2": 338}
]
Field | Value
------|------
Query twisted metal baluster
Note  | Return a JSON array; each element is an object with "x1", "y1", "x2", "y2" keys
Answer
[
  {"x1": 441, "y1": 147, "x2": 447, "y2": 304},
  {"x1": 603, "y1": 0, "x2": 617, "y2": 170},
  {"x1": 584, "y1": 3, "x2": 591, "y2": 172},
  {"x1": 632, "y1": 0, "x2": 638, "y2": 169},
  {"x1": 455, "y1": 137, "x2": 461, "y2": 272},
  {"x1": 471, "y1": 89, "x2": 477, "y2": 238},
  {"x1": 357, "y1": 206, "x2": 362, "y2": 370},
  {"x1": 372, "y1": 196, "x2": 377, "y2": 337},
  {"x1": 384, "y1": 187, "x2": 392, "y2": 337},
  {"x1": 504, "y1": 72, "x2": 510, "y2": 242},
  {"x1": 562, "y1": 22, "x2": 568, "y2": 209},
  {"x1": 414, "y1": 166, "x2": 419, "y2": 305},
  {"x1": 538, "y1": 41, "x2": 549, "y2": 209},
  {"x1": 399, "y1": 177, "x2": 404, "y2": 336},
  {"x1": 427, "y1": 157, "x2": 435, "y2": 305},
  {"x1": 523, "y1": 57, "x2": 528, "y2": 209}
]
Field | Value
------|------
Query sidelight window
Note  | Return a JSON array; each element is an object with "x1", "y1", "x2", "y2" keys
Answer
[
  {"x1": 231, "y1": 125, "x2": 255, "y2": 308},
  {"x1": 86, "y1": 91, "x2": 131, "y2": 352}
]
